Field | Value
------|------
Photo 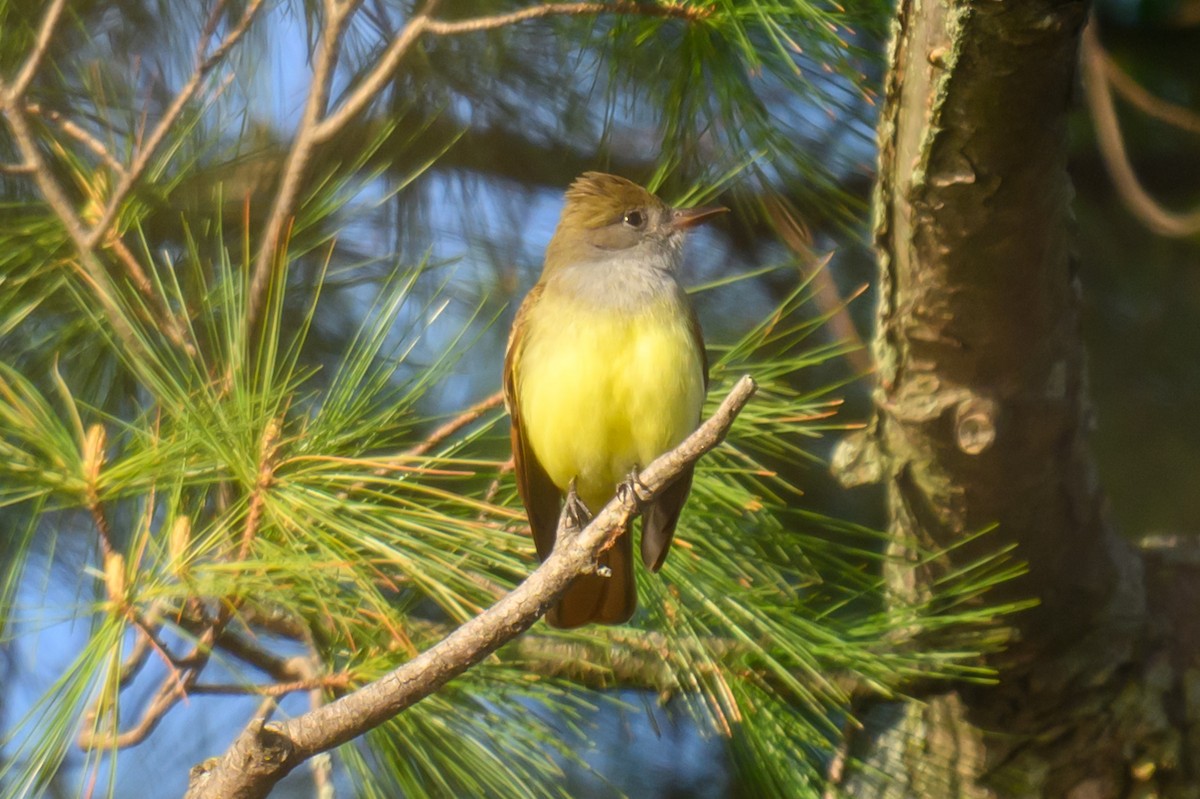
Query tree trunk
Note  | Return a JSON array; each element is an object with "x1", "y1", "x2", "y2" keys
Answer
[{"x1": 834, "y1": 0, "x2": 1200, "y2": 795}]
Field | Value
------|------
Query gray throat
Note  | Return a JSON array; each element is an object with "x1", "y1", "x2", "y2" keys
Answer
[{"x1": 547, "y1": 253, "x2": 687, "y2": 314}]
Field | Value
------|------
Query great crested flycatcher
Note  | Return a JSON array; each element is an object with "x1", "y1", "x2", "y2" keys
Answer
[{"x1": 503, "y1": 172, "x2": 726, "y2": 628}]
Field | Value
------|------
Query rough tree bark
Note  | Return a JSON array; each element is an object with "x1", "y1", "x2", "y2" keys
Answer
[{"x1": 833, "y1": 0, "x2": 1200, "y2": 796}]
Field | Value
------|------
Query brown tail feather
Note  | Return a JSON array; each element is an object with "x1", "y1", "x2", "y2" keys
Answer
[
  {"x1": 545, "y1": 529, "x2": 636, "y2": 628},
  {"x1": 641, "y1": 465, "x2": 694, "y2": 572}
]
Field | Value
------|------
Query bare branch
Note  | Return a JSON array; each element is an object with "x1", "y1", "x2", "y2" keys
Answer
[
  {"x1": 0, "y1": 100, "x2": 101, "y2": 252},
  {"x1": 191, "y1": 674, "x2": 350, "y2": 697},
  {"x1": 761, "y1": 194, "x2": 870, "y2": 374},
  {"x1": 1081, "y1": 21, "x2": 1200, "y2": 238},
  {"x1": 79, "y1": 667, "x2": 187, "y2": 749},
  {"x1": 481, "y1": 457, "x2": 513, "y2": 510},
  {"x1": 336, "y1": 390, "x2": 506, "y2": 500},
  {"x1": 0, "y1": 1, "x2": 261, "y2": 354},
  {"x1": 184, "y1": 375, "x2": 757, "y2": 799},
  {"x1": 0, "y1": 99, "x2": 184, "y2": 350},
  {"x1": 308, "y1": 7, "x2": 431, "y2": 146},
  {"x1": 213, "y1": 629, "x2": 306, "y2": 683}
]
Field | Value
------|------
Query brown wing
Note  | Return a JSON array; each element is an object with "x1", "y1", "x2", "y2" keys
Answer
[
  {"x1": 640, "y1": 303, "x2": 709, "y2": 571},
  {"x1": 503, "y1": 285, "x2": 561, "y2": 562}
]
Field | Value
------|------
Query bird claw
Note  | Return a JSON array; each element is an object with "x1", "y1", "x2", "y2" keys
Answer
[
  {"x1": 557, "y1": 478, "x2": 592, "y2": 542},
  {"x1": 616, "y1": 467, "x2": 651, "y2": 509}
]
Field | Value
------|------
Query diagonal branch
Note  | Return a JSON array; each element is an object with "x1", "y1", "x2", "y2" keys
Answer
[
  {"x1": 0, "y1": 97, "x2": 140, "y2": 350},
  {"x1": 24, "y1": 102, "x2": 129, "y2": 178},
  {"x1": 406, "y1": 390, "x2": 504, "y2": 458},
  {"x1": 84, "y1": 0, "x2": 266, "y2": 249},
  {"x1": 6, "y1": 0, "x2": 69, "y2": 100},
  {"x1": 245, "y1": 0, "x2": 358, "y2": 333},
  {"x1": 184, "y1": 374, "x2": 757, "y2": 799}
]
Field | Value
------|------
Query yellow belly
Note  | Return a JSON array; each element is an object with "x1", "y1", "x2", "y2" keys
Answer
[{"x1": 517, "y1": 297, "x2": 704, "y2": 512}]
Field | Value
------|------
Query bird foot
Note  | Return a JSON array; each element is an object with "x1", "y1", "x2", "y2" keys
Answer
[
  {"x1": 557, "y1": 478, "x2": 592, "y2": 542},
  {"x1": 616, "y1": 466, "x2": 651, "y2": 509}
]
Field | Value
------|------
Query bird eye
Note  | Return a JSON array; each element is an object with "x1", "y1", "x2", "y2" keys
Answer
[{"x1": 623, "y1": 210, "x2": 645, "y2": 228}]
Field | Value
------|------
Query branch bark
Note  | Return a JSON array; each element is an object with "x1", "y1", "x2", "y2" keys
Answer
[
  {"x1": 183, "y1": 374, "x2": 756, "y2": 799},
  {"x1": 853, "y1": 0, "x2": 1138, "y2": 657}
]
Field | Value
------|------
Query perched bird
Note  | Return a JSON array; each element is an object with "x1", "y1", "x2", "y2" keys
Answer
[{"x1": 503, "y1": 172, "x2": 725, "y2": 627}]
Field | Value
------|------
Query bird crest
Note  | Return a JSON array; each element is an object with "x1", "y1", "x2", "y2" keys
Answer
[{"x1": 559, "y1": 172, "x2": 663, "y2": 230}]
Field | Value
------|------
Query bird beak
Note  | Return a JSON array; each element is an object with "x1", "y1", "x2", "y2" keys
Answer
[{"x1": 670, "y1": 205, "x2": 728, "y2": 230}]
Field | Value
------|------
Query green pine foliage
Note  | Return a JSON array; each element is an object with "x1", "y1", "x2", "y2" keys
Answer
[{"x1": 0, "y1": 1, "x2": 1019, "y2": 796}]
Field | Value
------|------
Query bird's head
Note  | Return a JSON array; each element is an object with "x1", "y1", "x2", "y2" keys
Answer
[{"x1": 544, "y1": 172, "x2": 726, "y2": 274}]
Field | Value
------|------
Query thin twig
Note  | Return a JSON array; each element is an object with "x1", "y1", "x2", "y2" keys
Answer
[
  {"x1": 24, "y1": 102, "x2": 129, "y2": 178},
  {"x1": 245, "y1": 0, "x2": 355, "y2": 332},
  {"x1": 1099, "y1": 45, "x2": 1200, "y2": 136},
  {"x1": 481, "y1": 457, "x2": 513, "y2": 509},
  {"x1": 761, "y1": 192, "x2": 870, "y2": 374},
  {"x1": 118, "y1": 625, "x2": 156, "y2": 687},
  {"x1": 1081, "y1": 21, "x2": 1200, "y2": 237},
  {"x1": 84, "y1": 0, "x2": 265, "y2": 249},
  {"x1": 191, "y1": 674, "x2": 350, "y2": 697},
  {"x1": 334, "y1": 391, "x2": 505, "y2": 501},
  {"x1": 313, "y1": 1, "x2": 708, "y2": 143},
  {"x1": 95, "y1": 229, "x2": 191, "y2": 351},
  {"x1": 308, "y1": 5, "x2": 430, "y2": 145},
  {"x1": 78, "y1": 669, "x2": 188, "y2": 749},
  {"x1": 102, "y1": 233, "x2": 152, "y2": 293},
  {"x1": 214, "y1": 627, "x2": 303, "y2": 682},
  {"x1": 0, "y1": 101, "x2": 129, "y2": 339},
  {"x1": 407, "y1": 391, "x2": 504, "y2": 458},
  {"x1": 424, "y1": 1, "x2": 708, "y2": 34},
  {"x1": 0, "y1": 0, "x2": 251, "y2": 355},
  {"x1": 6, "y1": 0, "x2": 69, "y2": 100},
  {"x1": 184, "y1": 375, "x2": 756, "y2": 799},
  {"x1": 7, "y1": 102, "x2": 192, "y2": 351}
]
